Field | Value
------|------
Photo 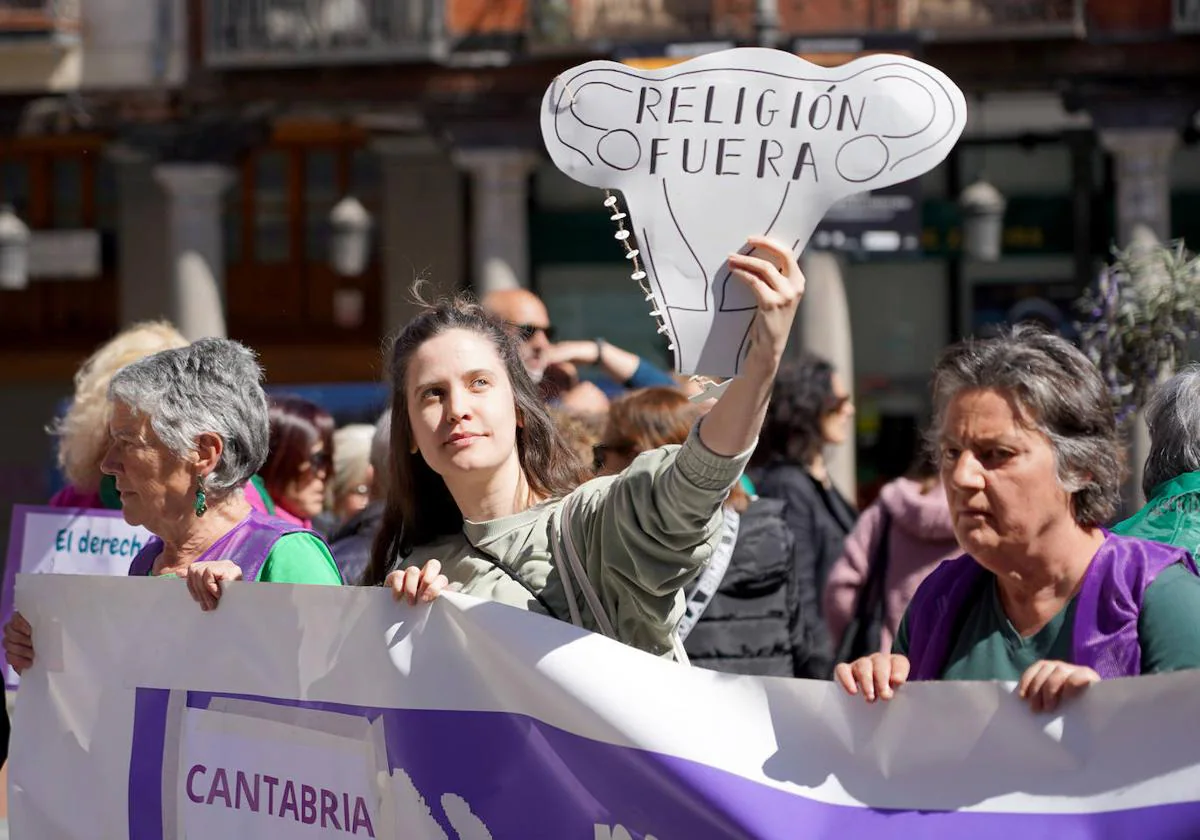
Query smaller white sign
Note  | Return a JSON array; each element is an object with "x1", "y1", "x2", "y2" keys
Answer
[{"x1": 2, "y1": 504, "x2": 150, "y2": 686}]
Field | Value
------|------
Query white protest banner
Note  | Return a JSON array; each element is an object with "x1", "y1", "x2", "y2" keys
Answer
[
  {"x1": 541, "y1": 48, "x2": 967, "y2": 376},
  {"x1": 11, "y1": 575, "x2": 1200, "y2": 839},
  {"x1": 2, "y1": 505, "x2": 150, "y2": 686}
]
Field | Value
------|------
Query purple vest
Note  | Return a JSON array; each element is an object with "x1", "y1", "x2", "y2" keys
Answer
[
  {"x1": 906, "y1": 532, "x2": 1198, "y2": 680},
  {"x1": 127, "y1": 509, "x2": 316, "y2": 582}
]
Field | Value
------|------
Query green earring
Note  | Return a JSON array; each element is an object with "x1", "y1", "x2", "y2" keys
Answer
[{"x1": 194, "y1": 480, "x2": 208, "y2": 518}]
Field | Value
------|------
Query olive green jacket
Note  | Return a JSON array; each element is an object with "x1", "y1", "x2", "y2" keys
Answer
[{"x1": 392, "y1": 425, "x2": 753, "y2": 656}]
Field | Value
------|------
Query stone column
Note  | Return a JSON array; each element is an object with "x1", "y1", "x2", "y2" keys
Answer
[
  {"x1": 453, "y1": 148, "x2": 539, "y2": 294},
  {"x1": 798, "y1": 250, "x2": 857, "y2": 504},
  {"x1": 1100, "y1": 128, "x2": 1178, "y2": 246},
  {"x1": 153, "y1": 163, "x2": 233, "y2": 340},
  {"x1": 374, "y1": 136, "x2": 466, "y2": 334},
  {"x1": 1100, "y1": 128, "x2": 1179, "y2": 512},
  {"x1": 110, "y1": 147, "x2": 170, "y2": 327}
]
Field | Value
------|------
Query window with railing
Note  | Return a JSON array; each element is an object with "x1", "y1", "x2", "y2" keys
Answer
[
  {"x1": 205, "y1": 0, "x2": 442, "y2": 66},
  {"x1": 908, "y1": 0, "x2": 1084, "y2": 36},
  {"x1": 0, "y1": 0, "x2": 80, "y2": 34},
  {"x1": 528, "y1": 0, "x2": 1085, "y2": 44}
]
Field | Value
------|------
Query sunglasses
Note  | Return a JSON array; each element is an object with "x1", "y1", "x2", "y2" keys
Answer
[
  {"x1": 826, "y1": 394, "x2": 852, "y2": 413},
  {"x1": 306, "y1": 451, "x2": 332, "y2": 473},
  {"x1": 508, "y1": 322, "x2": 557, "y2": 342}
]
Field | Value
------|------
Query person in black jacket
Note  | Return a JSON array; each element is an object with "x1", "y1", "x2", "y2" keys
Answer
[
  {"x1": 598, "y1": 386, "x2": 819, "y2": 677},
  {"x1": 329, "y1": 411, "x2": 390, "y2": 584},
  {"x1": 750, "y1": 353, "x2": 858, "y2": 679}
]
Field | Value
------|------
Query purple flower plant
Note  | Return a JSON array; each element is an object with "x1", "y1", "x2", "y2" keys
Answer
[{"x1": 1076, "y1": 238, "x2": 1200, "y2": 427}]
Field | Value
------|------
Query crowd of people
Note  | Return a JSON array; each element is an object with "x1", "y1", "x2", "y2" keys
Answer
[{"x1": 6, "y1": 232, "x2": 1200, "y2": 722}]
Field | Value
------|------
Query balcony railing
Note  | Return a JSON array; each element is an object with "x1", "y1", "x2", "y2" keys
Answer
[
  {"x1": 1176, "y1": 0, "x2": 1200, "y2": 32},
  {"x1": 530, "y1": 0, "x2": 1085, "y2": 48},
  {"x1": 908, "y1": 0, "x2": 1085, "y2": 39},
  {"x1": 531, "y1": 0, "x2": 753, "y2": 46},
  {"x1": 0, "y1": 0, "x2": 79, "y2": 39},
  {"x1": 205, "y1": 0, "x2": 445, "y2": 68}
]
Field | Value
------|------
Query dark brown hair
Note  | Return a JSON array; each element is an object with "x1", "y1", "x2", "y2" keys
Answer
[
  {"x1": 261, "y1": 395, "x2": 335, "y2": 507},
  {"x1": 752, "y1": 352, "x2": 837, "y2": 468},
  {"x1": 364, "y1": 292, "x2": 589, "y2": 585}
]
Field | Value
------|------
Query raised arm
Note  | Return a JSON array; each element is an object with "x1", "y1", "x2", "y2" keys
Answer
[
  {"x1": 699, "y1": 237, "x2": 805, "y2": 457},
  {"x1": 548, "y1": 339, "x2": 675, "y2": 389},
  {"x1": 554, "y1": 236, "x2": 807, "y2": 654}
]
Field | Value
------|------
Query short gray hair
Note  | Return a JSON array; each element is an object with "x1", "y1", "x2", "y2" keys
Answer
[
  {"x1": 1143, "y1": 365, "x2": 1200, "y2": 498},
  {"x1": 108, "y1": 338, "x2": 269, "y2": 498},
  {"x1": 930, "y1": 325, "x2": 1124, "y2": 527}
]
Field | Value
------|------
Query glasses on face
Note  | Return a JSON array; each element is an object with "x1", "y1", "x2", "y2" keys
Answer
[
  {"x1": 508, "y1": 322, "x2": 556, "y2": 342},
  {"x1": 305, "y1": 450, "x2": 332, "y2": 475}
]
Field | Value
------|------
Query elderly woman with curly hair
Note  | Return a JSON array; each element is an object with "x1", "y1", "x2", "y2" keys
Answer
[
  {"x1": 750, "y1": 352, "x2": 857, "y2": 679},
  {"x1": 837, "y1": 327, "x2": 1200, "y2": 713},
  {"x1": 49, "y1": 321, "x2": 187, "y2": 508},
  {"x1": 5, "y1": 339, "x2": 342, "y2": 675}
]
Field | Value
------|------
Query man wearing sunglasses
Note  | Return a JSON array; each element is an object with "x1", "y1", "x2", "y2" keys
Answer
[
  {"x1": 483, "y1": 288, "x2": 675, "y2": 402},
  {"x1": 482, "y1": 289, "x2": 557, "y2": 384}
]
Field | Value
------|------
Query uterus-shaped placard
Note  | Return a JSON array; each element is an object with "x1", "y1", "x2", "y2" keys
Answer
[{"x1": 541, "y1": 48, "x2": 966, "y2": 377}]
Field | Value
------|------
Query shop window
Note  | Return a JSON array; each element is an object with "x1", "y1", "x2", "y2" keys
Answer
[
  {"x1": 52, "y1": 157, "x2": 84, "y2": 228},
  {"x1": 304, "y1": 149, "x2": 338, "y2": 262},
  {"x1": 0, "y1": 158, "x2": 29, "y2": 217},
  {"x1": 0, "y1": 138, "x2": 116, "y2": 352},
  {"x1": 254, "y1": 150, "x2": 291, "y2": 264},
  {"x1": 225, "y1": 130, "x2": 382, "y2": 348}
]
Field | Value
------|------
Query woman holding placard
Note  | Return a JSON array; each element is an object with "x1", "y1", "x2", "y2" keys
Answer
[
  {"x1": 835, "y1": 327, "x2": 1200, "y2": 712},
  {"x1": 365, "y1": 235, "x2": 805, "y2": 658},
  {"x1": 4, "y1": 339, "x2": 342, "y2": 674}
]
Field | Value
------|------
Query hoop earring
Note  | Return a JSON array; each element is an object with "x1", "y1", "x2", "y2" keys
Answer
[{"x1": 194, "y1": 477, "x2": 208, "y2": 518}]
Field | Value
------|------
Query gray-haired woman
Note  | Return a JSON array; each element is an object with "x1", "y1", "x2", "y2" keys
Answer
[
  {"x1": 1113, "y1": 365, "x2": 1200, "y2": 556},
  {"x1": 4, "y1": 339, "x2": 342, "y2": 673},
  {"x1": 836, "y1": 326, "x2": 1200, "y2": 713}
]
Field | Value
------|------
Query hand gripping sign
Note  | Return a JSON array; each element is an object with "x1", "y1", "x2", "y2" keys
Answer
[{"x1": 541, "y1": 47, "x2": 967, "y2": 377}]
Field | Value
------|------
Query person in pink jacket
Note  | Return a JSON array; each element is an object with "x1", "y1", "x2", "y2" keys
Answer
[{"x1": 824, "y1": 452, "x2": 960, "y2": 656}]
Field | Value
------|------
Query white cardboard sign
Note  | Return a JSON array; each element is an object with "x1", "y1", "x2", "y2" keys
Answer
[
  {"x1": 541, "y1": 47, "x2": 967, "y2": 376},
  {"x1": 1, "y1": 504, "x2": 151, "y2": 687}
]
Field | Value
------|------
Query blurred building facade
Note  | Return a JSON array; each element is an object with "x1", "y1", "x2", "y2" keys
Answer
[{"x1": 0, "y1": 0, "x2": 1199, "y2": 507}]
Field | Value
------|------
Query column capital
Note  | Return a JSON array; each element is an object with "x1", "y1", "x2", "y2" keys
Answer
[
  {"x1": 105, "y1": 143, "x2": 154, "y2": 167},
  {"x1": 452, "y1": 147, "x2": 540, "y2": 181},
  {"x1": 1099, "y1": 127, "x2": 1178, "y2": 246},
  {"x1": 1099, "y1": 127, "x2": 1179, "y2": 161},
  {"x1": 153, "y1": 163, "x2": 234, "y2": 197}
]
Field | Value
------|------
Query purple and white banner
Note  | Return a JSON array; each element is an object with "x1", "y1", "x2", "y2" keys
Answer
[{"x1": 10, "y1": 573, "x2": 1200, "y2": 839}]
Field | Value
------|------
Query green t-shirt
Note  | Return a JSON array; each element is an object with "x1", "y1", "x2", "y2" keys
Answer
[
  {"x1": 151, "y1": 533, "x2": 342, "y2": 585},
  {"x1": 258, "y1": 533, "x2": 343, "y2": 584},
  {"x1": 894, "y1": 564, "x2": 1200, "y2": 679}
]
